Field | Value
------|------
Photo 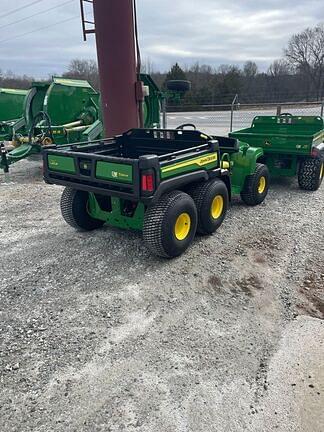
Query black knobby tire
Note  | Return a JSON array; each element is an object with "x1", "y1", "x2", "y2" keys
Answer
[
  {"x1": 143, "y1": 190, "x2": 197, "y2": 258},
  {"x1": 188, "y1": 179, "x2": 229, "y2": 235},
  {"x1": 240, "y1": 163, "x2": 269, "y2": 206},
  {"x1": 60, "y1": 188, "x2": 104, "y2": 231},
  {"x1": 298, "y1": 158, "x2": 324, "y2": 191}
]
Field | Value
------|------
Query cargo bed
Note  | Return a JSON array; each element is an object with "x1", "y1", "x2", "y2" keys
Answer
[
  {"x1": 230, "y1": 115, "x2": 324, "y2": 156},
  {"x1": 44, "y1": 128, "x2": 224, "y2": 205}
]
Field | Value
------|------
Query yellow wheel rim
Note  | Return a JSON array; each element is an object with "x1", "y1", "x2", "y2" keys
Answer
[
  {"x1": 174, "y1": 213, "x2": 191, "y2": 241},
  {"x1": 258, "y1": 176, "x2": 266, "y2": 194},
  {"x1": 211, "y1": 195, "x2": 224, "y2": 220},
  {"x1": 320, "y1": 163, "x2": 324, "y2": 179}
]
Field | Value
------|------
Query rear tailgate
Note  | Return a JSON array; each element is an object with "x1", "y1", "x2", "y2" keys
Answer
[{"x1": 44, "y1": 149, "x2": 140, "y2": 200}]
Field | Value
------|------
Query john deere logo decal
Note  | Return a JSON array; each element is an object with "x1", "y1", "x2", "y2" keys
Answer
[
  {"x1": 96, "y1": 161, "x2": 133, "y2": 183},
  {"x1": 162, "y1": 152, "x2": 218, "y2": 174}
]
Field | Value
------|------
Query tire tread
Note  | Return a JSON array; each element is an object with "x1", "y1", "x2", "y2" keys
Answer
[
  {"x1": 240, "y1": 163, "x2": 269, "y2": 206},
  {"x1": 298, "y1": 158, "x2": 323, "y2": 191},
  {"x1": 143, "y1": 191, "x2": 195, "y2": 258}
]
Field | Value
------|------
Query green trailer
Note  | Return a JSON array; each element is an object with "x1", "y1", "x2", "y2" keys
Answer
[
  {"x1": 43, "y1": 127, "x2": 269, "y2": 258},
  {"x1": 230, "y1": 114, "x2": 324, "y2": 191},
  {"x1": 0, "y1": 88, "x2": 28, "y2": 141}
]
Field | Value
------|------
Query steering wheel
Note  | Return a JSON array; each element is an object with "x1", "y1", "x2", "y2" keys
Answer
[
  {"x1": 28, "y1": 111, "x2": 53, "y2": 145},
  {"x1": 280, "y1": 113, "x2": 293, "y2": 117},
  {"x1": 176, "y1": 123, "x2": 197, "y2": 130}
]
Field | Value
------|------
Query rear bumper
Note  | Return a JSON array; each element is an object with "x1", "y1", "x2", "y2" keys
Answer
[{"x1": 44, "y1": 168, "x2": 226, "y2": 206}]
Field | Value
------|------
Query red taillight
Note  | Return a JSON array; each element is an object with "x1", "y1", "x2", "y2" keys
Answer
[{"x1": 141, "y1": 173, "x2": 154, "y2": 192}]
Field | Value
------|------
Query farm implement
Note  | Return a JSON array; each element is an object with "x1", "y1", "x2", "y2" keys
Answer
[
  {"x1": 0, "y1": 77, "x2": 102, "y2": 172},
  {"x1": 0, "y1": 88, "x2": 28, "y2": 142},
  {"x1": 230, "y1": 114, "x2": 324, "y2": 191}
]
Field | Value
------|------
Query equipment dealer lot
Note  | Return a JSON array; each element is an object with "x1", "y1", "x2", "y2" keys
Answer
[{"x1": 0, "y1": 161, "x2": 323, "y2": 432}]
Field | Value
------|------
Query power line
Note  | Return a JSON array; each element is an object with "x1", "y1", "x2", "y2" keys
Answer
[
  {"x1": 0, "y1": 0, "x2": 47, "y2": 20},
  {"x1": 0, "y1": 1, "x2": 74, "y2": 30},
  {"x1": 0, "y1": 16, "x2": 79, "y2": 44}
]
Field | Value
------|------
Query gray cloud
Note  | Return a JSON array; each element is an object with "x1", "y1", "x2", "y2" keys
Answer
[{"x1": 0, "y1": 0, "x2": 323, "y2": 78}]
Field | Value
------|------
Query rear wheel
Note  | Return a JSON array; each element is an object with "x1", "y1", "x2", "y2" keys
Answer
[
  {"x1": 240, "y1": 163, "x2": 269, "y2": 206},
  {"x1": 60, "y1": 188, "x2": 104, "y2": 231},
  {"x1": 143, "y1": 190, "x2": 197, "y2": 258},
  {"x1": 298, "y1": 158, "x2": 324, "y2": 191},
  {"x1": 188, "y1": 179, "x2": 229, "y2": 235}
]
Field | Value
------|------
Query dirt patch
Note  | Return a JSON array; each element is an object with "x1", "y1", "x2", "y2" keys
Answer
[
  {"x1": 253, "y1": 253, "x2": 267, "y2": 264},
  {"x1": 239, "y1": 232, "x2": 282, "y2": 261},
  {"x1": 236, "y1": 274, "x2": 263, "y2": 297},
  {"x1": 208, "y1": 275, "x2": 223, "y2": 289},
  {"x1": 298, "y1": 272, "x2": 324, "y2": 319}
]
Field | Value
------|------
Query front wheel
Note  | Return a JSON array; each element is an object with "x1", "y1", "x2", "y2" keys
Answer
[
  {"x1": 240, "y1": 163, "x2": 269, "y2": 206},
  {"x1": 298, "y1": 158, "x2": 323, "y2": 191},
  {"x1": 143, "y1": 190, "x2": 197, "y2": 258},
  {"x1": 60, "y1": 188, "x2": 104, "y2": 231}
]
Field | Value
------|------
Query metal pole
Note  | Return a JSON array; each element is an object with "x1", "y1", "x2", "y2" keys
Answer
[
  {"x1": 276, "y1": 105, "x2": 282, "y2": 116},
  {"x1": 162, "y1": 97, "x2": 167, "y2": 129},
  {"x1": 230, "y1": 94, "x2": 238, "y2": 132},
  {"x1": 321, "y1": 102, "x2": 324, "y2": 117},
  {"x1": 92, "y1": 0, "x2": 140, "y2": 137}
]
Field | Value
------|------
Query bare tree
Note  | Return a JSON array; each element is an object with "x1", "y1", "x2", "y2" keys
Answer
[
  {"x1": 63, "y1": 59, "x2": 99, "y2": 90},
  {"x1": 243, "y1": 61, "x2": 258, "y2": 78},
  {"x1": 141, "y1": 58, "x2": 155, "y2": 74},
  {"x1": 285, "y1": 24, "x2": 324, "y2": 100},
  {"x1": 268, "y1": 59, "x2": 291, "y2": 77}
]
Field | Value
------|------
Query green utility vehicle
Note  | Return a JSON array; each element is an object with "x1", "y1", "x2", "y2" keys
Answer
[
  {"x1": 1, "y1": 74, "x2": 161, "y2": 173},
  {"x1": 230, "y1": 114, "x2": 324, "y2": 191},
  {"x1": 43, "y1": 127, "x2": 269, "y2": 258},
  {"x1": 0, "y1": 88, "x2": 28, "y2": 141}
]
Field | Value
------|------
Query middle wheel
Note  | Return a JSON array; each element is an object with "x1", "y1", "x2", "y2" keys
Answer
[{"x1": 188, "y1": 179, "x2": 229, "y2": 235}]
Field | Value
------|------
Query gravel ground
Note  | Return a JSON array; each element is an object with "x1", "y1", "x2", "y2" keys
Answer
[{"x1": 0, "y1": 158, "x2": 323, "y2": 432}]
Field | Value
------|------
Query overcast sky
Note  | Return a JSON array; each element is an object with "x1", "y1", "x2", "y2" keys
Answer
[{"x1": 0, "y1": 0, "x2": 323, "y2": 78}]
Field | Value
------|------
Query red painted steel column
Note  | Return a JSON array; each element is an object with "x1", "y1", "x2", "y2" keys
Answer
[{"x1": 92, "y1": 0, "x2": 139, "y2": 137}]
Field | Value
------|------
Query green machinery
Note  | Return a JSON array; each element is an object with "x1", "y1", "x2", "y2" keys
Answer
[
  {"x1": 0, "y1": 88, "x2": 28, "y2": 141},
  {"x1": 230, "y1": 114, "x2": 324, "y2": 191},
  {"x1": 0, "y1": 74, "x2": 162, "y2": 172},
  {"x1": 1, "y1": 77, "x2": 102, "y2": 172},
  {"x1": 43, "y1": 127, "x2": 269, "y2": 258}
]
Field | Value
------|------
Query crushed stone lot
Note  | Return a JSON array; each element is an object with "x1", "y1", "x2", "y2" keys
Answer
[{"x1": 0, "y1": 158, "x2": 323, "y2": 432}]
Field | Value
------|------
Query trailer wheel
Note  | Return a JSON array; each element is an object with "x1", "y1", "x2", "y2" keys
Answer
[
  {"x1": 60, "y1": 188, "x2": 104, "y2": 231},
  {"x1": 143, "y1": 190, "x2": 197, "y2": 258},
  {"x1": 188, "y1": 179, "x2": 229, "y2": 235},
  {"x1": 298, "y1": 158, "x2": 324, "y2": 191},
  {"x1": 240, "y1": 163, "x2": 269, "y2": 206}
]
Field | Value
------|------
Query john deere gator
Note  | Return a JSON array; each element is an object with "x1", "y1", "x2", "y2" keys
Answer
[
  {"x1": 43, "y1": 127, "x2": 269, "y2": 258},
  {"x1": 230, "y1": 114, "x2": 324, "y2": 191}
]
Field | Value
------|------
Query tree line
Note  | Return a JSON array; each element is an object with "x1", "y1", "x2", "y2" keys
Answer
[{"x1": 1, "y1": 24, "x2": 323, "y2": 108}]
